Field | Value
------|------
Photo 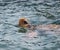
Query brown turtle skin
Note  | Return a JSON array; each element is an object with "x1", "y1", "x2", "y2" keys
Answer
[
  {"x1": 19, "y1": 18, "x2": 31, "y2": 28},
  {"x1": 19, "y1": 18, "x2": 60, "y2": 31}
]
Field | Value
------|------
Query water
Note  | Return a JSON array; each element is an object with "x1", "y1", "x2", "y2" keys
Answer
[{"x1": 0, "y1": 0, "x2": 60, "y2": 50}]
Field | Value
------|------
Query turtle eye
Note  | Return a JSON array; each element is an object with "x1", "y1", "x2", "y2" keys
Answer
[{"x1": 24, "y1": 21, "x2": 28, "y2": 24}]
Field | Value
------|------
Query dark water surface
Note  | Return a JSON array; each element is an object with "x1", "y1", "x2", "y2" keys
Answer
[{"x1": 0, "y1": 0, "x2": 60, "y2": 50}]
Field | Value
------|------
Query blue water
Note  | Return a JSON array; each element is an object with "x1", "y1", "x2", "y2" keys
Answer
[{"x1": 0, "y1": 0, "x2": 60, "y2": 50}]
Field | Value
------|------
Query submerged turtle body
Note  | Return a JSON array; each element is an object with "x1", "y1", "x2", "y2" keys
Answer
[
  {"x1": 36, "y1": 24, "x2": 60, "y2": 31},
  {"x1": 36, "y1": 24, "x2": 60, "y2": 34},
  {"x1": 18, "y1": 18, "x2": 60, "y2": 34}
]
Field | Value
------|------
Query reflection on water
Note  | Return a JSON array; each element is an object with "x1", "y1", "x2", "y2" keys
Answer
[{"x1": 0, "y1": 0, "x2": 60, "y2": 50}]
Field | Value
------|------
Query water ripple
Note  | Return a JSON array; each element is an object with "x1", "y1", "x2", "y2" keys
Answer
[{"x1": 0, "y1": 0, "x2": 60, "y2": 50}]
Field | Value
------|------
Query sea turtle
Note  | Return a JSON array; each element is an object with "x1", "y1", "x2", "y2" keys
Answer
[{"x1": 18, "y1": 18, "x2": 60, "y2": 36}]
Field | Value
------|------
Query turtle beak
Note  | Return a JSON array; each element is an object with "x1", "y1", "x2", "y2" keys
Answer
[{"x1": 27, "y1": 24, "x2": 31, "y2": 28}]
